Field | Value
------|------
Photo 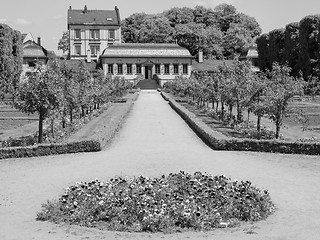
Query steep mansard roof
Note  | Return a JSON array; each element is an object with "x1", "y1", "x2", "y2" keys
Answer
[
  {"x1": 67, "y1": 6, "x2": 120, "y2": 27},
  {"x1": 100, "y1": 43, "x2": 192, "y2": 58}
]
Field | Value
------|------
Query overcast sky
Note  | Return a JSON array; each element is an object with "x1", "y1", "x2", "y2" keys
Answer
[{"x1": 1, "y1": 0, "x2": 320, "y2": 54}]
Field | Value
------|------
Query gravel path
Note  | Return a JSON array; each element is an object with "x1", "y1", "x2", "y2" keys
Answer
[{"x1": 0, "y1": 90, "x2": 320, "y2": 240}]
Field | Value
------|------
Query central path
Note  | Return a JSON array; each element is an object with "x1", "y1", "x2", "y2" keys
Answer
[{"x1": 1, "y1": 90, "x2": 320, "y2": 240}]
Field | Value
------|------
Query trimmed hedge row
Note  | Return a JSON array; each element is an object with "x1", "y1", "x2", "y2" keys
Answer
[
  {"x1": 0, "y1": 140, "x2": 101, "y2": 160},
  {"x1": 162, "y1": 92, "x2": 320, "y2": 155}
]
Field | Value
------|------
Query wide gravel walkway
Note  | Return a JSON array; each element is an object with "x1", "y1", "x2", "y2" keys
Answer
[{"x1": 1, "y1": 90, "x2": 320, "y2": 240}]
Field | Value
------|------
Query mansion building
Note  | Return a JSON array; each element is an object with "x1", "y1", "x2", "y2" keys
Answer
[
  {"x1": 67, "y1": 6, "x2": 193, "y2": 85},
  {"x1": 68, "y1": 5, "x2": 121, "y2": 61}
]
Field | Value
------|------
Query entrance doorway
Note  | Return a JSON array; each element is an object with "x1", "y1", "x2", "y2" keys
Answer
[{"x1": 144, "y1": 66, "x2": 152, "y2": 79}]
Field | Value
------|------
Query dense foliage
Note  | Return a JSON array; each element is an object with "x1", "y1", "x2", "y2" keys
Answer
[
  {"x1": 121, "y1": 4, "x2": 261, "y2": 59},
  {"x1": 164, "y1": 61, "x2": 305, "y2": 139},
  {"x1": 256, "y1": 15, "x2": 320, "y2": 94},
  {"x1": 37, "y1": 171, "x2": 275, "y2": 232},
  {"x1": 0, "y1": 24, "x2": 23, "y2": 99}
]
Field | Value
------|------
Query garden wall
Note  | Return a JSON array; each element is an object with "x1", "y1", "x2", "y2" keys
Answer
[{"x1": 161, "y1": 92, "x2": 320, "y2": 155}]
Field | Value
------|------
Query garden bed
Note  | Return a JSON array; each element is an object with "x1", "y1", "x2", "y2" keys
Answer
[
  {"x1": 162, "y1": 92, "x2": 320, "y2": 155},
  {"x1": 0, "y1": 92, "x2": 139, "y2": 159},
  {"x1": 37, "y1": 171, "x2": 275, "y2": 233}
]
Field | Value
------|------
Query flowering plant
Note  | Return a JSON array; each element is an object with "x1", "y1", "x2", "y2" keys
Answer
[{"x1": 37, "y1": 171, "x2": 275, "y2": 232}]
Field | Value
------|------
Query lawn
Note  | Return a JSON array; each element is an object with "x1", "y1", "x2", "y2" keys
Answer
[{"x1": 0, "y1": 101, "x2": 37, "y2": 137}]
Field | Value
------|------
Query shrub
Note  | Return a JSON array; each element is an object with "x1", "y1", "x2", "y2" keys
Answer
[
  {"x1": 234, "y1": 122, "x2": 279, "y2": 140},
  {"x1": 37, "y1": 171, "x2": 275, "y2": 232},
  {"x1": 0, "y1": 140, "x2": 101, "y2": 160}
]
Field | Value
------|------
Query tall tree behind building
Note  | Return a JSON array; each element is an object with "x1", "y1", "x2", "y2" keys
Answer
[{"x1": 121, "y1": 4, "x2": 261, "y2": 60}]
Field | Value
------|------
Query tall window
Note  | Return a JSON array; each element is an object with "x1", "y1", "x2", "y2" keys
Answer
[
  {"x1": 90, "y1": 29, "x2": 100, "y2": 40},
  {"x1": 109, "y1": 29, "x2": 115, "y2": 39},
  {"x1": 127, "y1": 64, "x2": 132, "y2": 74},
  {"x1": 74, "y1": 45, "x2": 81, "y2": 55},
  {"x1": 136, "y1": 64, "x2": 142, "y2": 74},
  {"x1": 117, "y1": 64, "x2": 123, "y2": 74},
  {"x1": 108, "y1": 64, "x2": 113, "y2": 74},
  {"x1": 164, "y1": 64, "x2": 170, "y2": 75},
  {"x1": 74, "y1": 29, "x2": 81, "y2": 40},
  {"x1": 90, "y1": 45, "x2": 100, "y2": 56},
  {"x1": 183, "y1": 64, "x2": 188, "y2": 74},
  {"x1": 155, "y1": 64, "x2": 160, "y2": 74},
  {"x1": 173, "y1": 64, "x2": 179, "y2": 74}
]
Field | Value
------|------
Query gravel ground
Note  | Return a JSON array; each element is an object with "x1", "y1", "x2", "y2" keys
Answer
[{"x1": 0, "y1": 90, "x2": 320, "y2": 240}]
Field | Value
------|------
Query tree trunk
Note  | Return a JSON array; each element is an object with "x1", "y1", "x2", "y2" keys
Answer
[
  {"x1": 221, "y1": 101, "x2": 224, "y2": 120},
  {"x1": 62, "y1": 107, "x2": 66, "y2": 128},
  {"x1": 69, "y1": 108, "x2": 73, "y2": 123},
  {"x1": 229, "y1": 104, "x2": 233, "y2": 116},
  {"x1": 275, "y1": 119, "x2": 281, "y2": 139},
  {"x1": 257, "y1": 115, "x2": 261, "y2": 132},
  {"x1": 51, "y1": 118, "x2": 54, "y2": 138},
  {"x1": 81, "y1": 106, "x2": 85, "y2": 117},
  {"x1": 237, "y1": 102, "x2": 242, "y2": 122},
  {"x1": 38, "y1": 109, "x2": 45, "y2": 143}
]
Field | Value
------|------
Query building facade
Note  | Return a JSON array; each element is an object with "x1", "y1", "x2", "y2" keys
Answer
[
  {"x1": 68, "y1": 5, "x2": 121, "y2": 61},
  {"x1": 21, "y1": 34, "x2": 56, "y2": 77},
  {"x1": 100, "y1": 43, "x2": 193, "y2": 86}
]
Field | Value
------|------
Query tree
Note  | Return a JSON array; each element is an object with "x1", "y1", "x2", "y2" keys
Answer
[
  {"x1": 0, "y1": 24, "x2": 23, "y2": 99},
  {"x1": 268, "y1": 28, "x2": 285, "y2": 65},
  {"x1": 58, "y1": 31, "x2": 70, "y2": 58},
  {"x1": 121, "y1": 5, "x2": 260, "y2": 60},
  {"x1": 16, "y1": 66, "x2": 59, "y2": 143},
  {"x1": 163, "y1": 7, "x2": 194, "y2": 27},
  {"x1": 283, "y1": 22, "x2": 300, "y2": 77},
  {"x1": 222, "y1": 23, "x2": 255, "y2": 58},
  {"x1": 138, "y1": 15, "x2": 175, "y2": 43},
  {"x1": 299, "y1": 15, "x2": 320, "y2": 79},
  {"x1": 256, "y1": 33, "x2": 270, "y2": 71},
  {"x1": 264, "y1": 62, "x2": 305, "y2": 138},
  {"x1": 121, "y1": 13, "x2": 148, "y2": 43}
]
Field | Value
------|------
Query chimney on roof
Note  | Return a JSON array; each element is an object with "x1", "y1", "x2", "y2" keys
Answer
[
  {"x1": 198, "y1": 48, "x2": 203, "y2": 63},
  {"x1": 84, "y1": 5, "x2": 88, "y2": 13},
  {"x1": 37, "y1": 37, "x2": 41, "y2": 46},
  {"x1": 115, "y1": 6, "x2": 120, "y2": 24},
  {"x1": 69, "y1": 6, "x2": 72, "y2": 10}
]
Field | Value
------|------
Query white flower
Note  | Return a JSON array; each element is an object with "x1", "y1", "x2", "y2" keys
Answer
[{"x1": 98, "y1": 200, "x2": 104, "y2": 206}]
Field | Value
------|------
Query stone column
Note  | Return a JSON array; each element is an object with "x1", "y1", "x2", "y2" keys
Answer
[{"x1": 132, "y1": 64, "x2": 136, "y2": 75}]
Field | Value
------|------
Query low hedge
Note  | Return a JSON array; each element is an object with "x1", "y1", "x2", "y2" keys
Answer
[
  {"x1": 162, "y1": 92, "x2": 320, "y2": 155},
  {"x1": 0, "y1": 140, "x2": 101, "y2": 160}
]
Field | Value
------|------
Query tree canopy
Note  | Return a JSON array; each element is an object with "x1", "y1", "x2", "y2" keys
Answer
[
  {"x1": 0, "y1": 23, "x2": 23, "y2": 99},
  {"x1": 121, "y1": 4, "x2": 261, "y2": 60}
]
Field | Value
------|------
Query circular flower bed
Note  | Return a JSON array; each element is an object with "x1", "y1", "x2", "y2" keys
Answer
[{"x1": 37, "y1": 171, "x2": 275, "y2": 232}]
